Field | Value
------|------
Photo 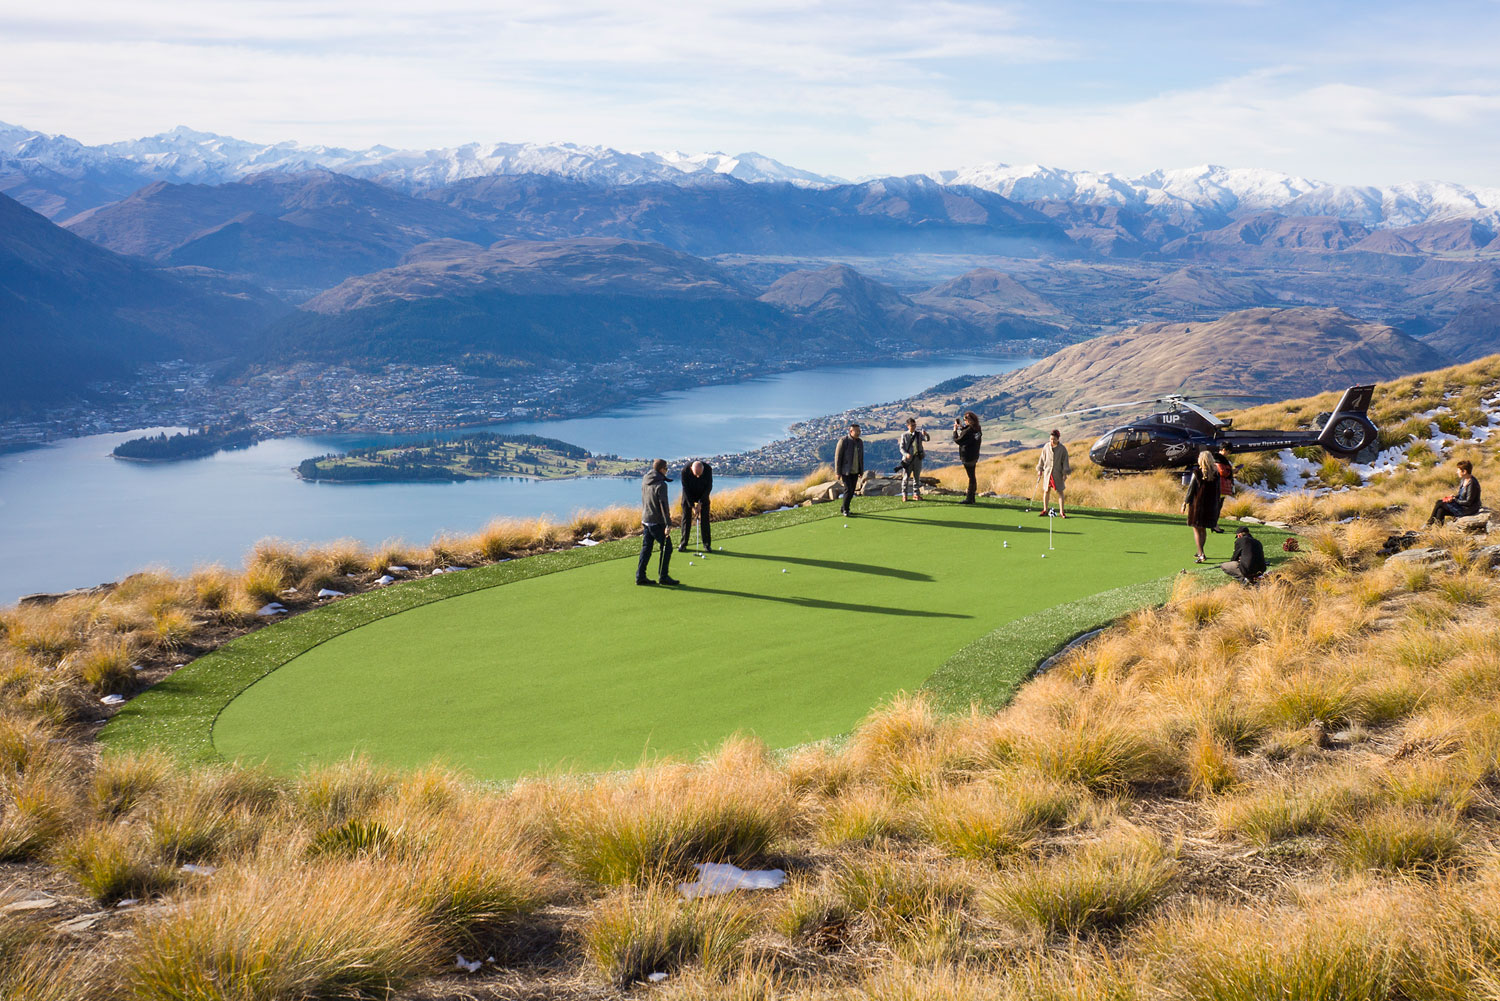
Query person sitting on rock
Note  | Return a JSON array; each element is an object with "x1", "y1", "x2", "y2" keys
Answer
[
  {"x1": 1220, "y1": 525, "x2": 1267, "y2": 585},
  {"x1": 1426, "y1": 459, "x2": 1481, "y2": 527}
]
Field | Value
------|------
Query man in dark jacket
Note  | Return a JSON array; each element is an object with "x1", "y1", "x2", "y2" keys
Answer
[
  {"x1": 637, "y1": 459, "x2": 679, "y2": 586},
  {"x1": 1220, "y1": 526, "x2": 1266, "y2": 584},
  {"x1": 1426, "y1": 459, "x2": 1482, "y2": 526},
  {"x1": 679, "y1": 460, "x2": 713, "y2": 551},
  {"x1": 833, "y1": 424, "x2": 864, "y2": 516}
]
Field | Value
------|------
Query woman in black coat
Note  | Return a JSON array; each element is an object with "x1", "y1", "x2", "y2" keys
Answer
[
  {"x1": 953, "y1": 411, "x2": 982, "y2": 504},
  {"x1": 1181, "y1": 449, "x2": 1220, "y2": 563}
]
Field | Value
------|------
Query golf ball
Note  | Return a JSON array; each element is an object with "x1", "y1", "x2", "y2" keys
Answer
[
  {"x1": 1003, "y1": 541, "x2": 1009, "y2": 548},
  {"x1": 781, "y1": 568, "x2": 787, "y2": 573},
  {"x1": 1041, "y1": 554, "x2": 1047, "y2": 558}
]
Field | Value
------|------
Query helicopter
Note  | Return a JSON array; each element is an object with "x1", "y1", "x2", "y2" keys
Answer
[{"x1": 1050, "y1": 385, "x2": 1380, "y2": 472}]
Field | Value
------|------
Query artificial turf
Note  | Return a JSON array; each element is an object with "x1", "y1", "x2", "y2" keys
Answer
[{"x1": 172, "y1": 496, "x2": 1285, "y2": 779}]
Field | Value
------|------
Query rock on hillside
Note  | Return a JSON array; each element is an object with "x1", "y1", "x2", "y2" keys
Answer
[
  {"x1": 0, "y1": 192, "x2": 288, "y2": 411},
  {"x1": 1426, "y1": 303, "x2": 1500, "y2": 362},
  {"x1": 911, "y1": 306, "x2": 1448, "y2": 427}
]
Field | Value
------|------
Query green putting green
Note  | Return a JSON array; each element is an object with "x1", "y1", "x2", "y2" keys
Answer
[{"x1": 196, "y1": 498, "x2": 1264, "y2": 779}]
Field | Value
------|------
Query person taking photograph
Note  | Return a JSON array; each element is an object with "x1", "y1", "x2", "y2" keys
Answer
[{"x1": 953, "y1": 412, "x2": 982, "y2": 504}]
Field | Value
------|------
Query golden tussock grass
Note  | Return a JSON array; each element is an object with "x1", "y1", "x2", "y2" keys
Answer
[
  {"x1": 983, "y1": 828, "x2": 1176, "y2": 937},
  {"x1": 125, "y1": 860, "x2": 441, "y2": 1001},
  {"x1": 8, "y1": 363, "x2": 1500, "y2": 996},
  {"x1": 549, "y1": 755, "x2": 794, "y2": 886},
  {"x1": 583, "y1": 885, "x2": 757, "y2": 989}
]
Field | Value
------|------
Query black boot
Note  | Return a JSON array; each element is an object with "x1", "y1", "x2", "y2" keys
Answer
[{"x1": 658, "y1": 539, "x2": 680, "y2": 586}]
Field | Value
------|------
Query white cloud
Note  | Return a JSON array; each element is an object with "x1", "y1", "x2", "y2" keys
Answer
[{"x1": 1, "y1": 0, "x2": 1497, "y2": 186}]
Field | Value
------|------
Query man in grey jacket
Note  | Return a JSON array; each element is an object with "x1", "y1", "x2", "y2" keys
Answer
[
  {"x1": 833, "y1": 424, "x2": 864, "y2": 516},
  {"x1": 637, "y1": 459, "x2": 679, "y2": 586},
  {"x1": 899, "y1": 418, "x2": 929, "y2": 501}
]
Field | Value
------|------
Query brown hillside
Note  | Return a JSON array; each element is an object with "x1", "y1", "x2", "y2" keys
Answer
[{"x1": 913, "y1": 306, "x2": 1446, "y2": 429}]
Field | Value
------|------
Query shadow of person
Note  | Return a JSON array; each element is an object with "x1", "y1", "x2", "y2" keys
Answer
[
  {"x1": 867, "y1": 513, "x2": 1049, "y2": 534},
  {"x1": 681, "y1": 586, "x2": 970, "y2": 619},
  {"x1": 715, "y1": 550, "x2": 932, "y2": 581}
]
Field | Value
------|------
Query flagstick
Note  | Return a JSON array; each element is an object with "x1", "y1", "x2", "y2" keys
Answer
[{"x1": 1049, "y1": 511, "x2": 1054, "y2": 551}]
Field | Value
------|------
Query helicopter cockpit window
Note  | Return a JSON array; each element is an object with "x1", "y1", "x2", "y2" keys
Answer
[{"x1": 1106, "y1": 430, "x2": 1150, "y2": 453}]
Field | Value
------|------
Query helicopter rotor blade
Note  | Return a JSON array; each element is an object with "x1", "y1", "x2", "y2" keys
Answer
[
  {"x1": 1037, "y1": 391, "x2": 1273, "y2": 423},
  {"x1": 1036, "y1": 398, "x2": 1174, "y2": 422}
]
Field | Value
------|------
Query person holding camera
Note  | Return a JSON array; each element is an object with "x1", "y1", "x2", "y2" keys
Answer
[
  {"x1": 636, "y1": 458, "x2": 679, "y2": 586},
  {"x1": 833, "y1": 423, "x2": 864, "y2": 516},
  {"x1": 679, "y1": 459, "x2": 713, "y2": 551},
  {"x1": 953, "y1": 411, "x2": 982, "y2": 504},
  {"x1": 898, "y1": 417, "x2": 930, "y2": 501}
]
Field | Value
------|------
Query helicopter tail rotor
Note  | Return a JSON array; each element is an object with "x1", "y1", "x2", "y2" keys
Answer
[{"x1": 1316, "y1": 385, "x2": 1378, "y2": 457}]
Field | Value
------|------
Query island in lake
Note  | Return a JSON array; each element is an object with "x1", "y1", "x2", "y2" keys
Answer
[
  {"x1": 112, "y1": 420, "x2": 264, "y2": 461},
  {"x1": 297, "y1": 433, "x2": 643, "y2": 483}
]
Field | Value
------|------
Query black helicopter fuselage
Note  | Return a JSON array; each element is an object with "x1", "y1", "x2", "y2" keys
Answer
[{"x1": 1086, "y1": 385, "x2": 1378, "y2": 471}]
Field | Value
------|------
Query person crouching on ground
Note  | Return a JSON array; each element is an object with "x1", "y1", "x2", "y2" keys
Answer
[
  {"x1": 1181, "y1": 449, "x2": 1220, "y2": 564},
  {"x1": 1220, "y1": 525, "x2": 1266, "y2": 585},
  {"x1": 1036, "y1": 428, "x2": 1070, "y2": 517},
  {"x1": 834, "y1": 423, "x2": 864, "y2": 516},
  {"x1": 953, "y1": 411, "x2": 982, "y2": 504},
  {"x1": 899, "y1": 418, "x2": 929, "y2": 501},
  {"x1": 636, "y1": 459, "x2": 679, "y2": 586},
  {"x1": 1426, "y1": 459, "x2": 1481, "y2": 526},
  {"x1": 679, "y1": 459, "x2": 713, "y2": 551}
]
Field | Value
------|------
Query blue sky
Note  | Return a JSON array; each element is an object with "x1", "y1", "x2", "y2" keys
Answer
[{"x1": 2, "y1": 0, "x2": 1497, "y2": 186}]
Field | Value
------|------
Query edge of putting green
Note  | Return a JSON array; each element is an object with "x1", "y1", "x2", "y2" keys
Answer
[
  {"x1": 99, "y1": 498, "x2": 884, "y2": 762},
  {"x1": 921, "y1": 524, "x2": 1294, "y2": 715},
  {"x1": 100, "y1": 496, "x2": 1290, "y2": 765}
]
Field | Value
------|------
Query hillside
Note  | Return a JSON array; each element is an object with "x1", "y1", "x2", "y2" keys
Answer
[
  {"x1": 910, "y1": 306, "x2": 1447, "y2": 428},
  {"x1": 64, "y1": 171, "x2": 498, "y2": 298},
  {"x1": 0, "y1": 192, "x2": 288, "y2": 410},
  {"x1": 8, "y1": 357, "x2": 1500, "y2": 998},
  {"x1": 425, "y1": 172, "x2": 1072, "y2": 257},
  {"x1": 1427, "y1": 302, "x2": 1500, "y2": 362},
  {"x1": 756, "y1": 264, "x2": 980, "y2": 344},
  {"x1": 261, "y1": 237, "x2": 803, "y2": 367}
]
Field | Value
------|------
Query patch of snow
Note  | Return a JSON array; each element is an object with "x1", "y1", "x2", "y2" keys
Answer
[
  {"x1": 316, "y1": 588, "x2": 346, "y2": 598},
  {"x1": 373, "y1": 575, "x2": 396, "y2": 586},
  {"x1": 100, "y1": 694, "x2": 125, "y2": 706},
  {"x1": 386, "y1": 565, "x2": 409, "y2": 573},
  {"x1": 256, "y1": 602, "x2": 287, "y2": 616},
  {"x1": 677, "y1": 862, "x2": 787, "y2": 899}
]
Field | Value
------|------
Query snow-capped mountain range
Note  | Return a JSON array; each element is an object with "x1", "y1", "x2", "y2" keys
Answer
[{"x1": 4, "y1": 120, "x2": 1500, "y2": 230}]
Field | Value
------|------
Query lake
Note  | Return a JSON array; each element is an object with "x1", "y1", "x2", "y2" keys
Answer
[{"x1": 0, "y1": 355, "x2": 1031, "y2": 600}]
